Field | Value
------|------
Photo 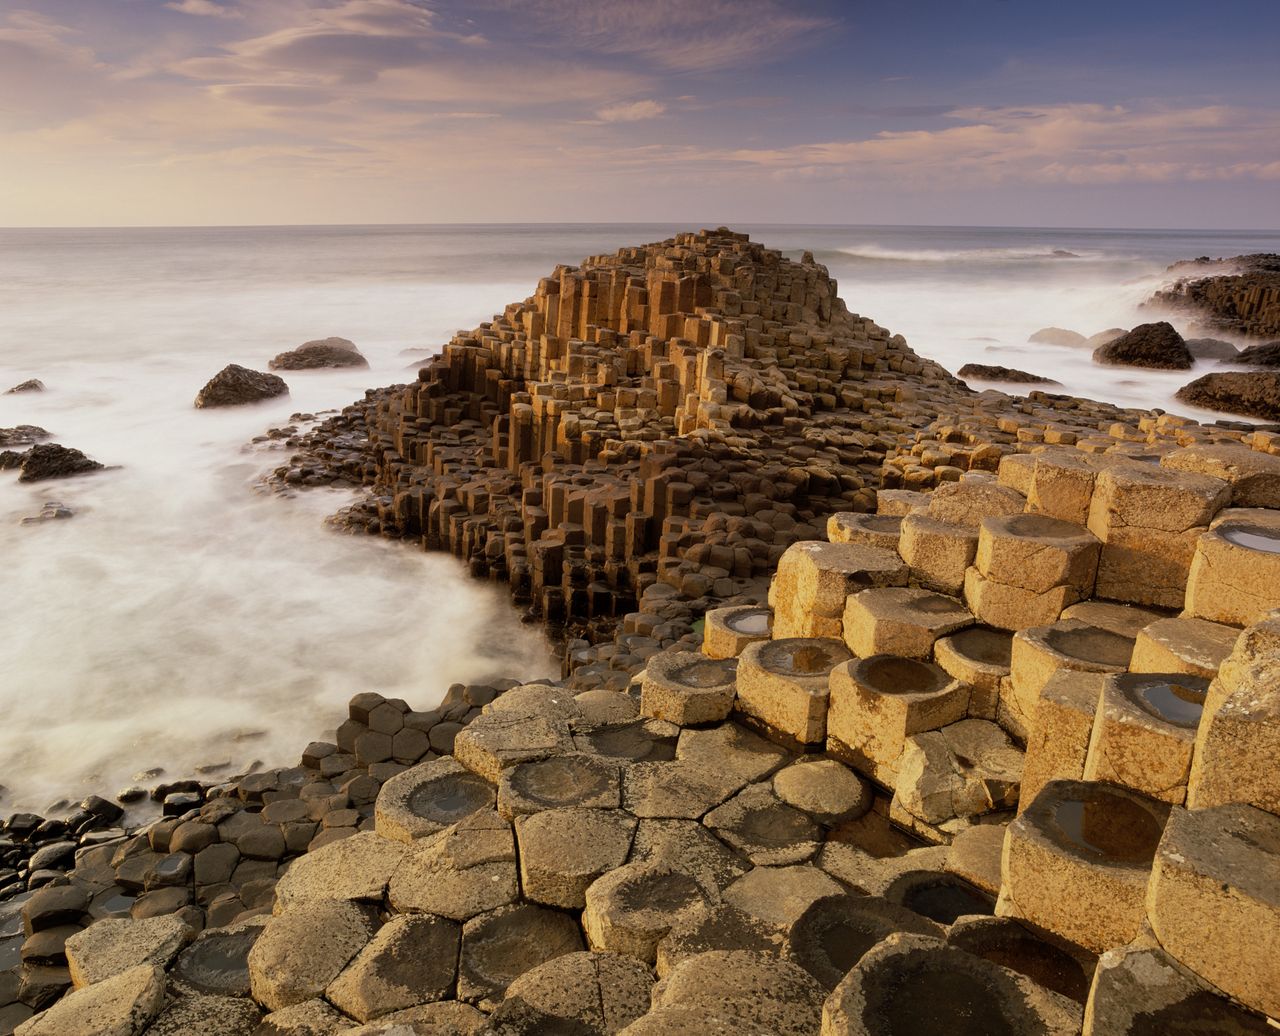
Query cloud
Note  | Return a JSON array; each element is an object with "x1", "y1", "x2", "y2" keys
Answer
[
  {"x1": 595, "y1": 100, "x2": 666, "y2": 123},
  {"x1": 165, "y1": 0, "x2": 243, "y2": 18}
]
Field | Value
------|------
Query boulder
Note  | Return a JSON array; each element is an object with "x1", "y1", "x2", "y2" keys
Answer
[
  {"x1": 1092, "y1": 322, "x2": 1192, "y2": 370},
  {"x1": 268, "y1": 337, "x2": 368, "y2": 371},
  {"x1": 957, "y1": 364, "x2": 1059, "y2": 385},
  {"x1": 1235, "y1": 340, "x2": 1280, "y2": 366},
  {"x1": 13, "y1": 963, "x2": 165, "y2": 1036},
  {"x1": 1086, "y1": 328, "x2": 1128, "y2": 348},
  {"x1": 488, "y1": 951, "x2": 654, "y2": 1034},
  {"x1": 195, "y1": 364, "x2": 288, "y2": 408},
  {"x1": 1185, "y1": 337, "x2": 1239, "y2": 360},
  {"x1": 17, "y1": 443, "x2": 103, "y2": 482},
  {"x1": 1175, "y1": 371, "x2": 1280, "y2": 420},
  {"x1": 64, "y1": 915, "x2": 192, "y2": 987},
  {"x1": 0, "y1": 425, "x2": 49, "y2": 447},
  {"x1": 6, "y1": 379, "x2": 44, "y2": 393},
  {"x1": 1029, "y1": 328, "x2": 1087, "y2": 347}
]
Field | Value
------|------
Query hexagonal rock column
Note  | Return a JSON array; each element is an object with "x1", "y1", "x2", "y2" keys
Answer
[
  {"x1": 458, "y1": 902, "x2": 585, "y2": 1010},
  {"x1": 999, "y1": 780, "x2": 1170, "y2": 954},
  {"x1": 583, "y1": 861, "x2": 718, "y2": 963},
  {"x1": 827, "y1": 512, "x2": 902, "y2": 552},
  {"x1": 1129, "y1": 616, "x2": 1239, "y2": 680},
  {"x1": 640, "y1": 651, "x2": 738, "y2": 725},
  {"x1": 893, "y1": 718, "x2": 1024, "y2": 826},
  {"x1": 1085, "y1": 463, "x2": 1229, "y2": 608},
  {"x1": 1083, "y1": 939, "x2": 1274, "y2": 1036},
  {"x1": 1026, "y1": 451, "x2": 1099, "y2": 525},
  {"x1": 897, "y1": 514, "x2": 978, "y2": 596},
  {"x1": 11, "y1": 964, "x2": 167, "y2": 1036},
  {"x1": 827, "y1": 655, "x2": 969, "y2": 787},
  {"x1": 1018, "y1": 671, "x2": 1106, "y2": 814},
  {"x1": 515, "y1": 807, "x2": 637, "y2": 909},
  {"x1": 772, "y1": 758, "x2": 872, "y2": 826},
  {"x1": 387, "y1": 811, "x2": 519, "y2": 921},
  {"x1": 1184, "y1": 509, "x2": 1280, "y2": 626},
  {"x1": 1061, "y1": 599, "x2": 1168, "y2": 638},
  {"x1": 783, "y1": 893, "x2": 943, "y2": 990},
  {"x1": 881, "y1": 869, "x2": 997, "y2": 925},
  {"x1": 703, "y1": 782, "x2": 822, "y2": 866},
  {"x1": 247, "y1": 899, "x2": 378, "y2": 1011},
  {"x1": 655, "y1": 901, "x2": 784, "y2": 979},
  {"x1": 734, "y1": 637, "x2": 852, "y2": 747},
  {"x1": 702, "y1": 605, "x2": 771, "y2": 660},
  {"x1": 325, "y1": 913, "x2": 460, "y2": 1022},
  {"x1": 842, "y1": 587, "x2": 973, "y2": 660},
  {"x1": 64, "y1": 915, "x2": 192, "y2": 987},
  {"x1": 768, "y1": 541, "x2": 906, "y2": 640},
  {"x1": 488, "y1": 951, "x2": 654, "y2": 1035},
  {"x1": 1160, "y1": 441, "x2": 1280, "y2": 509},
  {"x1": 1005, "y1": 620, "x2": 1134, "y2": 743},
  {"x1": 496, "y1": 753, "x2": 621, "y2": 820},
  {"x1": 1146, "y1": 803, "x2": 1280, "y2": 1020},
  {"x1": 965, "y1": 514, "x2": 1101, "y2": 631},
  {"x1": 934, "y1": 625, "x2": 1013, "y2": 721},
  {"x1": 1187, "y1": 666, "x2": 1280, "y2": 814},
  {"x1": 821, "y1": 933, "x2": 1082, "y2": 1036},
  {"x1": 376, "y1": 757, "x2": 496, "y2": 844},
  {"x1": 946, "y1": 916, "x2": 1093, "y2": 1005},
  {"x1": 1082, "y1": 673, "x2": 1209, "y2": 803}
]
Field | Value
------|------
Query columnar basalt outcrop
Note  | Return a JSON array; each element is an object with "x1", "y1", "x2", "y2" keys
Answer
[
  {"x1": 1147, "y1": 253, "x2": 1280, "y2": 341},
  {"x1": 7, "y1": 231, "x2": 1280, "y2": 1035}
]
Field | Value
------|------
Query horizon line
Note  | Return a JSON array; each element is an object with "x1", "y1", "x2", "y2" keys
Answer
[{"x1": 2, "y1": 220, "x2": 1279, "y2": 235}]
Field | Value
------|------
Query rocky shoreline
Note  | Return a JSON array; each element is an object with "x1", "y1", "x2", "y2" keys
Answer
[{"x1": 3, "y1": 229, "x2": 1280, "y2": 1034}]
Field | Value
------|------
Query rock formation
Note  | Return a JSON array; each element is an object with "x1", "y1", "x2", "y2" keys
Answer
[
  {"x1": 957, "y1": 364, "x2": 1059, "y2": 385},
  {"x1": 1148, "y1": 253, "x2": 1280, "y2": 341},
  {"x1": 1235, "y1": 341, "x2": 1280, "y2": 367},
  {"x1": 5, "y1": 230, "x2": 1280, "y2": 1036},
  {"x1": 1092, "y1": 322, "x2": 1193, "y2": 370},
  {"x1": 1177, "y1": 371, "x2": 1280, "y2": 421},
  {"x1": 269, "y1": 337, "x2": 369, "y2": 371},
  {"x1": 16, "y1": 444, "x2": 104, "y2": 483},
  {"x1": 194, "y1": 365, "x2": 288, "y2": 408},
  {"x1": 4, "y1": 380, "x2": 43, "y2": 395}
]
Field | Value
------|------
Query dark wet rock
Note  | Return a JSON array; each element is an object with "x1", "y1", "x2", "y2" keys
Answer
[
  {"x1": 1029, "y1": 328, "x2": 1086, "y2": 347},
  {"x1": 0, "y1": 450, "x2": 23, "y2": 470},
  {"x1": 6, "y1": 379, "x2": 44, "y2": 393},
  {"x1": 1185, "y1": 337, "x2": 1239, "y2": 360},
  {"x1": 195, "y1": 364, "x2": 288, "y2": 408},
  {"x1": 1235, "y1": 340, "x2": 1280, "y2": 366},
  {"x1": 1093, "y1": 322, "x2": 1192, "y2": 370},
  {"x1": 17, "y1": 444, "x2": 103, "y2": 483},
  {"x1": 1176, "y1": 371, "x2": 1280, "y2": 421},
  {"x1": 1148, "y1": 253, "x2": 1280, "y2": 340},
  {"x1": 269, "y1": 337, "x2": 369, "y2": 371},
  {"x1": 957, "y1": 365, "x2": 1059, "y2": 385},
  {"x1": 0, "y1": 426, "x2": 49, "y2": 447}
]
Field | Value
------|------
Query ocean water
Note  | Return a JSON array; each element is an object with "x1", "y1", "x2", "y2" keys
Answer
[{"x1": 0, "y1": 222, "x2": 1276, "y2": 814}]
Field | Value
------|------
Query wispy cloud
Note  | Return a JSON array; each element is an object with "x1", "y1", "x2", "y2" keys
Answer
[
  {"x1": 165, "y1": 0, "x2": 243, "y2": 19},
  {"x1": 594, "y1": 100, "x2": 666, "y2": 123}
]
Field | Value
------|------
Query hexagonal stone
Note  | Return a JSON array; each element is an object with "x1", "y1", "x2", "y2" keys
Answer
[
  {"x1": 247, "y1": 899, "x2": 377, "y2": 1011},
  {"x1": 784, "y1": 893, "x2": 944, "y2": 989},
  {"x1": 1000, "y1": 780, "x2": 1169, "y2": 954},
  {"x1": 273, "y1": 830, "x2": 408, "y2": 908},
  {"x1": 1160, "y1": 441, "x2": 1280, "y2": 509},
  {"x1": 675, "y1": 722, "x2": 789, "y2": 785},
  {"x1": 1129, "y1": 616, "x2": 1239, "y2": 681},
  {"x1": 934, "y1": 625, "x2": 1013, "y2": 721},
  {"x1": 827, "y1": 512, "x2": 902, "y2": 551},
  {"x1": 640, "y1": 650, "x2": 738, "y2": 725},
  {"x1": 388, "y1": 810, "x2": 518, "y2": 921},
  {"x1": 344, "y1": 1001, "x2": 487, "y2": 1034},
  {"x1": 13, "y1": 963, "x2": 165, "y2": 1036},
  {"x1": 1187, "y1": 663, "x2": 1280, "y2": 814},
  {"x1": 843, "y1": 587, "x2": 973, "y2": 660},
  {"x1": 655, "y1": 902, "x2": 785, "y2": 978},
  {"x1": 898, "y1": 513, "x2": 979, "y2": 596},
  {"x1": 64, "y1": 915, "x2": 193, "y2": 988},
  {"x1": 621, "y1": 759, "x2": 743, "y2": 819},
  {"x1": 453, "y1": 710, "x2": 574, "y2": 784},
  {"x1": 928, "y1": 479, "x2": 1027, "y2": 527},
  {"x1": 375, "y1": 757, "x2": 495, "y2": 843},
  {"x1": 252, "y1": 998, "x2": 349, "y2": 1035},
  {"x1": 487, "y1": 951, "x2": 654, "y2": 1035},
  {"x1": 1083, "y1": 673, "x2": 1209, "y2": 803},
  {"x1": 772, "y1": 758, "x2": 871, "y2": 826},
  {"x1": 734, "y1": 637, "x2": 853, "y2": 746},
  {"x1": 826, "y1": 655, "x2": 968, "y2": 786},
  {"x1": 721, "y1": 864, "x2": 844, "y2": 929},
  {"x1": 894, "y1": 719, "x2": 1024, "y2": 825},
  {"x1": 1018, "y1": 670, "x2": 1106, "y2": 813},
  {"x1": 1084, "y1": 939, "x2": 1274, "y2": 1035},
  {"x1": 458, "y1": 903, "x2": 585, "y2": 1010},
  {"x1": 573, "y1": 718, "x2": 678, "y2": 764},
  {"x1": 496, "y1": 754, "x2": 622, "y2": 820},
  {"x1": 583, "y1": 862, "x2": 718, "y2": 962},
  {"x1": 963, "y1": 566, "x2": 1077, "y2": 632},
  {"x1": 1146, "y1": 802, "x2": 1280, "y2": 1020},
  {"x1": 882, "y1": 869, "x2": 996, "y2": 925},
  {"x1": 170, "y1": 917, "x2": 267, "y2": 997},
  {"x1": 326, "y1": 913, "x2": 460, "y2": 1022},
  {"x1": 516, "y1": 807, "x2": 637, "y2": 909},
  {"x1": 1185, "y1": 509, "x2": 1280, "y2": 626},
  {"x1": 770, "y1": 541, "x2": 907, "y2": 640},
  {"x1": 976, "y1": 513, "x2": 1101, "y2": 596},
  {"x1": 141, "y1": 993, "x2": 262, "y2": 1036},
  {"x1": 628, "y1": 819, "x2": 750, "y2": 893},
  {"x1": 651, "y1": 950, "x2": 825, "y2": 1036},
  {"x1": 616, "y1": 1005, "x2": 774, "y2": 1035},
  {"x1": 702, "y1": 605, "x2": 773, "y2": 659},
  {"x1": 704, "y1": 783, "x2": 821, "y2": 866},
  {"x1": 946, "y1": 916, "x2": 1092, "y2": 1005},
  {"x1": 822, "y1": 933, "x2": 1082, "y2": 1035}
]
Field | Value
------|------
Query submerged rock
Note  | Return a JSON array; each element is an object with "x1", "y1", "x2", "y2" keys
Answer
[
  {"x1": 268, "y1": 337, "x2": 368, "y2": 371},
  {"x1": 20, "y1": 502, "x2": 74, "y2": 525},
  {"x1": 1028, "y1": 327, "x2": 1086, "y2": 347},
  {"x1": 17, "y1": 444, "x2": 104, "y2": 483},
  {"x1": 0, "y1": 426, "x2": 49, "y2": 448},
  {"x1": 1235, "y1": 340, "x2": 1280, "y2": 367},
  {"x1": 957, "y1": 364, "x2": 1059, "y2": 385},
  {"x1": 1092, "y1": 322, "x2": 1193, "y2": 370},
  {"x1": 5, "y1": 379, "x2": 44, "y2": 394},
  {"x1": 1176, "y1": 371, "x2": 1280, "y2": 421},
  {"x1": 195, "y1": 364, "x2": 288, "y2": 408}
]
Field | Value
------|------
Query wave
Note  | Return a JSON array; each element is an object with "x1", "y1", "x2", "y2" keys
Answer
[{"x1": 832, "y1": 243, "x2": 1111, "y2": 263}]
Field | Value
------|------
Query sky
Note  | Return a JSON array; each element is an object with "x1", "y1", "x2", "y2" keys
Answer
[{"x1": 1, "y1": 0, "x2": 1278, "y2": 228}]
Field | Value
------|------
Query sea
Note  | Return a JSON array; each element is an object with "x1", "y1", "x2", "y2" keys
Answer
[{"x1": 1, "y1": 222, "x2": 1276, "y2": 815}]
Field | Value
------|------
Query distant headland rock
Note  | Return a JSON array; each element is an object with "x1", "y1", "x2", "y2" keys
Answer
[
  {"x1": 957, "y1": 364, "x2": 1060, "y2": 386},
  {"x1": 195, "y1": 364, "x2": 289, "y2": 408},
  {"x1": 1148, "y1": 253, "x2": 1280, "y2": 341},
  {"x1": 268, "y1": 337, "x2": 369, "y2": 371}
]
